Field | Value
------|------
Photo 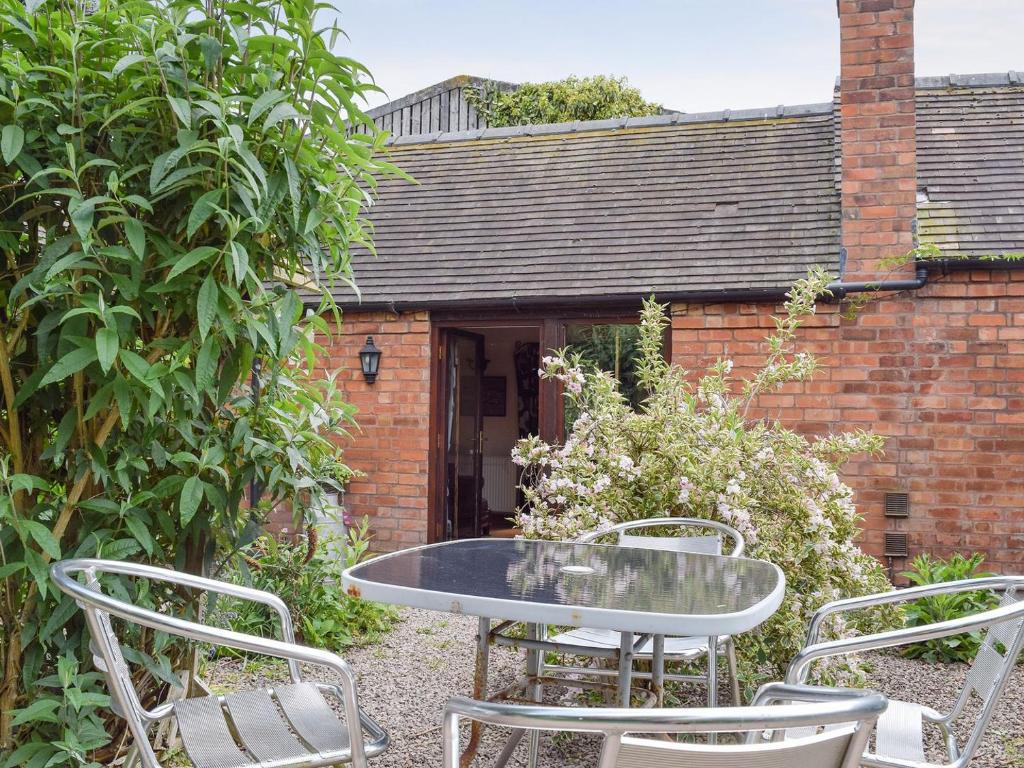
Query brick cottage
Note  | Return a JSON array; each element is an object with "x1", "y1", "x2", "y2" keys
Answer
[{"x1": 312, "y1": 0, "x2": 1024, "y2": 571}]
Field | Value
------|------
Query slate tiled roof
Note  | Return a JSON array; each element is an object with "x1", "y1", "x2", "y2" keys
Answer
[
  {"x1": 343, "y1": 106, "x2": 840, "y2": 309},
  {"x1": 915, "y1": 75, "x2": 1024, "y2": 257},
  {"x1": 333, "y1": 74, "x2": 1024, "y2": 310}
]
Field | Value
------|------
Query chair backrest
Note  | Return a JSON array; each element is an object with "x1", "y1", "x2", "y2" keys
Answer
[
  {"x1": 577, "y1": 517, "x2": 744, "y2": 558},
  {"x1": 619, "y1": 531, "x2": 722, "y2": 555},
  {"x1": 949, "y1": 583, "x2": 1024, "y2": 759},
  {"x1": 443, "y1": 684, "x2": 884, "y2": 768},
  {"x1": 609, "y1": 727, "x2": 859, "y2": 768},
  {"x1": 51, "y1": 559, "x2": 310, "y2": 768},
  {"x1": 65, "y1": 567, "x2": 169, "y2": 768}
]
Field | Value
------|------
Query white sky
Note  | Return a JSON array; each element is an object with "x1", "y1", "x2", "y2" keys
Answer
[{"x1": 331, "y1": 0, "x2": 1024, "y2": 113}]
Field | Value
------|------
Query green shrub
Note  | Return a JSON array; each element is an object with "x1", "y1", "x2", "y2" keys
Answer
[
  {"x1": 466, "y1": 75, "x2": 661, "y2": 127},
  {"x1": 900, "y1": 552, "x2": 997, "y2": 663},
  {"x1": 0, "y1": 0, "x2": 398, "y2": 761},
  {"x1": 514, "y1": 269, "x2": 897, "y2": 688},
  {"x1": 214, "y1": 517, "x2": 397, "y2": 652}
]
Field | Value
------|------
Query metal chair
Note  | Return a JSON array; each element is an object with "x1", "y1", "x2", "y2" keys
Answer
[
  {"x1": 785, "y1": 575, "x2": 1024, "y2": 768},
  {"x1": 489, "y1": 518, "x2": 745, "y2": 706},
  {"x1": 444, "y1": 683, "x2": 887, "y2": 768},
  {"x1": 51, "y1": 558, "x2": 389, "y2": 768}
]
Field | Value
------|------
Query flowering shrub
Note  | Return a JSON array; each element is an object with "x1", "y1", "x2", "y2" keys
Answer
[{"x1": 513, "y1": 268, "x2": 895, "y2": 685}]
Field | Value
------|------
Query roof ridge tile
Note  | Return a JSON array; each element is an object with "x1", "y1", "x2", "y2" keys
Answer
[
  {"x1": 387, "y1": 103, "x2": 834, "y2": 147},
  {"x1": 916, "y1": 71, "x2": 1022, "y2": 89}
]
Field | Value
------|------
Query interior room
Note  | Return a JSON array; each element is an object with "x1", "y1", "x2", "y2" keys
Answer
[{"x1": 442, "y1": 324, "x2": 540, "y2": 539}]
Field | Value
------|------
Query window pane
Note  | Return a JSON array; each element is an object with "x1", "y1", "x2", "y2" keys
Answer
[{"x1": 564, "y1": 324, "x2": 652, "y2": 429}]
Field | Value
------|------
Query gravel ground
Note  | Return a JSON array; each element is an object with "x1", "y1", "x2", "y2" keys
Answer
[
  {"x1": 857, "y1": 649, "x2": 1024, "y2": 768},
  {"x1": 206, "y1": 608, "x2": 1024, "y2": 767}
]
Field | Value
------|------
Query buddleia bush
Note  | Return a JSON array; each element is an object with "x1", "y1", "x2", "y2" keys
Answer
[
  {"x1": 0, "y1": 0, "x2": 398, "y2": 763},
  {"x1": 514, "y1": 268, "x2": 896, "y2": 687}
]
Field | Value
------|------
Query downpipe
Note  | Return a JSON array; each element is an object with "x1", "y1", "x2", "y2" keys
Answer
[
  {"x1": 826, "y1": 264, "x2": 929, "y2": 300},
  {"x1": 827, "y1": 257, "x2": 1024, "y2": 300}
]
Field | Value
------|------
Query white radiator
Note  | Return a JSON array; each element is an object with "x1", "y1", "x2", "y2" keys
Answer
[{"x1": 482, "y1": 455, "x2": 518, "y2": 514}]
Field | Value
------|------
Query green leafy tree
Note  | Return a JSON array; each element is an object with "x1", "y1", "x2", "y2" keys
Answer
[
  {"x1": 467, "y1": 75, "x2": 662, "y2": 127},
  {"x1": 0, "y1": 0, "x2": 399, "y2": 763}
]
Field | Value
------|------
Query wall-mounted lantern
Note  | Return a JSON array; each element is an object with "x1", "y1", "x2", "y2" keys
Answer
[{"x1": 359, "y1": 336, "x2": 382, "y2": 384}]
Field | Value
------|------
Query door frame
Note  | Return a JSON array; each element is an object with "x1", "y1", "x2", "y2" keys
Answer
[
  {"x1": 430, "y1": 320, "x2": 547, "y2": 543},
  {"x1": 428, "y1": 309, "x2": 659, "y2": 543}
]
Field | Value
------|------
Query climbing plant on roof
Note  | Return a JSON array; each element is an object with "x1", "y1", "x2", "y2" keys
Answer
[
  {"x1": 0, "y1": 0, "x2": 401, "y2": 763},
  {"x1": 466, "y1": 74, "x2": 663, "y2": 127}
]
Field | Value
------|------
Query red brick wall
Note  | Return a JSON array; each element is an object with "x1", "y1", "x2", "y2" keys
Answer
[
  {"x1": 316, "y1": 310, "x2": 432, "y2": 551},
  {"x1": 312, "y1": 282, "x2": 1023, "y2": 571},
  {"x1": 671, "y1": 268, "x2": 1024, "y2": 573}
]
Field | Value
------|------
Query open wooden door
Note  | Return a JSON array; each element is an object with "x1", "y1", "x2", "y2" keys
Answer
[{"x1": 441, "y1": 330, "x2": 485, "y2": 539}]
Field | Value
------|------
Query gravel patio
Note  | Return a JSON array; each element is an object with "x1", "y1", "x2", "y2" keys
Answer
[{"x1": 206, "y1": 608, "x2": 1024, "y2": 768}]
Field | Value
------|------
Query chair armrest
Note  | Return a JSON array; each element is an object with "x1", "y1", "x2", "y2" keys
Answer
[
  {"x1": 442, "y1": 686, "x2": 887, "y2": 766},
  {"x1": 488, "y1": 619, "x2": 548, "y2": 640},
  {"x1": 445, "y1": 686, "x2": 882, "y2": 733},
  {"x1": 198, "y1": 579, "x2": 298, "y2": 644},
  {"x1": 199, "y1": 581, "x2": 296, "y2": 647},
  {"x1": 787, "y1": 596, "x2": 1024, "y2": 685},
  {"x1": 54, "y1": 558, "x2": 298, "y2": 639},
  {"x1": 750, "y1": 682, "x2": 881, "y2": 707},
  {"x1": 53, "y1": 559, "x2": 302, "y2": 676},
  {"x1": 803, "y1": 576, "x2": 1018, "y2": 647}
]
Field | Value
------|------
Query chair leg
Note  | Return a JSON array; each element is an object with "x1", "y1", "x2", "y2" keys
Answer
[
  {"x1": 123, "y1": 745, "x2": 140, "y2": 768},
  {"x1": 651, "y1": 635, "x2": 665, "y2": 708},
  {"x1": 526, "y1": 624, "x2": 543, "y2": 768},
  {"x1": 707, "y1": 636, "x2": 718, "y2": 744},
  {"x1": 617, "y1": 632, "x2": 634, "y2": 707},
  {"x1": 726, "y1": 637, "x2": 741, "y2": 706}
]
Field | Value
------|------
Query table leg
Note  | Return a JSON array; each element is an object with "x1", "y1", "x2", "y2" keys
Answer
[
  {"x1": 460, "y1": 617, "x2": 491, "y2": 768},
  {"x1": 617, "y1": 631, "x2": 634, "y2": 707},
  {"x1": 526, "y1": 623, "x2": 542, "y2": 768},
  {"x1": 651, "y1": 634, "x2": 665, "y2": 707},
  {"x1": 475, "y1": 617, "x2": 490, "y2": 698}
]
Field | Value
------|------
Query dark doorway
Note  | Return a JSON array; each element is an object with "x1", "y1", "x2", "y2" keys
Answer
[{"x1": 436, "y1": 324, "x2": 542, "y2": 540}]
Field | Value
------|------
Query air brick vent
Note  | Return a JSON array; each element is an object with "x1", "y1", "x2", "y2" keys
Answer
[
  {"x1": 884, "y1": 532, "x2": 909, "y2": 558},
  {"x1": 885, "y1": 492, "x2": 910, "y2": 518}
]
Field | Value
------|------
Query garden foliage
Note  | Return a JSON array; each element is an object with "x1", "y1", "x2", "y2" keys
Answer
[
  {"x1": 212, "y1": 518, "x2": 397, "y2": 652},
  {"x1": 0, "y1": 0, "x2": 397, "y2": 763},
  {"x1": 466, "y1": 75, "x2": 662, "y2": 127},
  {"x1": 513, "y1": 269, "x2": 895, "y2": 685},
  {"x1": 901, "y1": 552, "x2": 997, "y2": 663}
]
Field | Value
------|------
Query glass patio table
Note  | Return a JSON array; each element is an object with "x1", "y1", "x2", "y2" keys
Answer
[{"x1": 342, "y1": 537, "x2": 784, "y2": 704}]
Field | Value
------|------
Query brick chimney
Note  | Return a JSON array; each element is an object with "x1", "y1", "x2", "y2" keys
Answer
[{"x1": 838, "y1": 0, "x2": 917, "y2": 281}]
